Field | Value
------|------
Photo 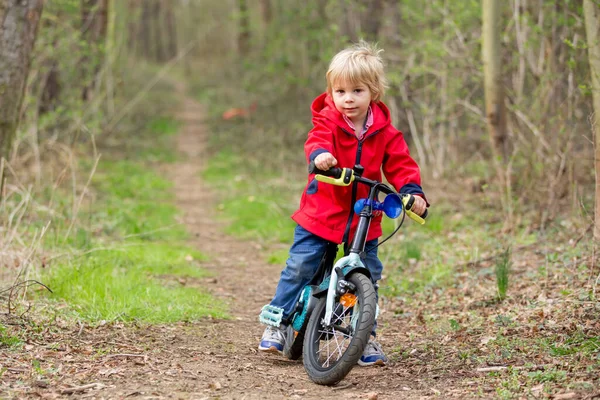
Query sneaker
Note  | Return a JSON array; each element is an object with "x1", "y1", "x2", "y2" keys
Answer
[
  {"x1": 357, "y1": 339, "x2": 388, "y2": 366},
  {"x1": 258, "y1": 326, "x2": 286, "y2": 353}
]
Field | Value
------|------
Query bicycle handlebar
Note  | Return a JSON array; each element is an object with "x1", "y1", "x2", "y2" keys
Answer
[{"x1": 308, "y1": 161, "x2": 428, "y2": 223}]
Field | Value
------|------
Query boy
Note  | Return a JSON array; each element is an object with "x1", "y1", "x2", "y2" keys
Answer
[{"x1": 258, "y1": 41, "x2": 428, "y2": 366}]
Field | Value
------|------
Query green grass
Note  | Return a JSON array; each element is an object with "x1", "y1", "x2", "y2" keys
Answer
[
  {"x1": 0, "y1": 324, "x2": 22, "y2": 348},
  {"x1": 495, "y1": 246, "x2": 511, "y2": 301},
  {"x1": 87, "y1": 159, "x2": 187, "y2": 241},
  {"x1": 44, "y1": 245, "x2": 225, "y2": 323},
  {"x1": 547, "y1": 334, "x2": 600, "y2": 357},
  {"x1": 202, "y1": 148, "x2": 298, "y2": 244},
  {"x1": 134, "y1": 117, "x2": 180, "y2": 162},
  {"x1": 38, "y1": 113, "x2": 227, "y2": 324}
]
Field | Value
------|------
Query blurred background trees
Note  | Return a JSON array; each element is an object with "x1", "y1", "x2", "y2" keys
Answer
[
  {"x1": 0, "y1": 0, "x2": 596, "y2": 232},
  {"x1": 0, "y1": 0, "x2": 44, "y2": 193}
]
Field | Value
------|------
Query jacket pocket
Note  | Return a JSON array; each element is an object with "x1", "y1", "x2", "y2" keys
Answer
[{"x1": 306, "y1": 178, "x2": 318, "y2": 195}]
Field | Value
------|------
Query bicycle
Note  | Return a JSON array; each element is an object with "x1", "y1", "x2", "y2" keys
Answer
[{"x1": 260, "y1": 162, "x2": 426, "y2": 386}]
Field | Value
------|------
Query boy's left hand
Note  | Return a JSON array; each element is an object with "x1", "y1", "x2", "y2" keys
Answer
[{"x1": 410, "y1": 196, "x2": 427, "y2": 216}]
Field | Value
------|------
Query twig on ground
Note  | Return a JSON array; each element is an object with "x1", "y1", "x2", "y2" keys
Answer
[
  {"x1": 332, "y1": 383, "x2": 354, "y2": 391},
  {"x1": 60, "y1": 383, "x2": 104, "y2": 394},
  {"x1": 0, "y1": 280, "x2": 53, "y2": 315},
  {"x1": 6, "y1": 367, "x2": 28, "y2": 373},
  {"x1": 476, "y1": 365, "x2": 546, "y2": 373},
  {"x1": 105, "y1": 353, "x2": 148, "y2": 360}
]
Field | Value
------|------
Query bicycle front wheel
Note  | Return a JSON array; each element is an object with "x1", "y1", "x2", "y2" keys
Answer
[{"x1": 302, "y1": 272, "x2": 377, "y2": 385}]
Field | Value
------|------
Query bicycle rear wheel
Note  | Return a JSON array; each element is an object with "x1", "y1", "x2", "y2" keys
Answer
[
  {"x1": 302, "y1": 272, "x2": 376, "y2": 385},
  {"x1": 283, "y1": 323, "x2": 305, "y2": 360}
]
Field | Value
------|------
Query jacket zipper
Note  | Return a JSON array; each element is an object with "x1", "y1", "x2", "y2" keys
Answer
[{"x1": 340, "y1": 128, "x2": 381, "y2": 251}]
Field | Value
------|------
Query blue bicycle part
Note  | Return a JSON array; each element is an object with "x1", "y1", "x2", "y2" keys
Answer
[
  {"x1": 292, "y1": 286, "x2": 313, "y2": 332},
  {"x1": 259, "y1": 304, "x2": 284, "y2": 327},
  {"x1": 354, "y1": 193, "x2": 404, "y2": 219}
]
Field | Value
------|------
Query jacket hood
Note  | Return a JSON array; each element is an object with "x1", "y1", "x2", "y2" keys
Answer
[{"x1": 310, "y1": 92, "x2": 392, "y2": 134}]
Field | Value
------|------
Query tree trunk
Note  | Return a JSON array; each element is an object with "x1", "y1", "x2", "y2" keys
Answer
[
  {"x1": 127, "y1": 0, "x2": 140, "y2": 56},
  {"x1": 81, "y1": 0, "x2": 109, "y2": 101},
  {"x1": 0, "y1": 0, "x2": 44, "y2": 194},
  {"x1": 482, "y1": 0, "x2": 508, "y2": 163},
  {"x1": 340, "y1": 0, "x2": 358, "y2": 42},
  {"x1": 39, "y1": 12, "x2": 62, "y2": 115},
  {"x1": 259, "y1": 0, "x2": 272, "y2": 26},
  {"x1": 361, "y1": 0, "x2": 384, "y2": 42},
  {"x1": 238, "y1": 0, "x2": 250, "y2": 56},
  {"x1": 39, "y1": 62, "x2": 61, "y2": 115},
  {"x1": 584, "y1": 0, "x2": 600, "y2": 240},
  {"x1": 139, "y1": 1, "x2": 152, "y2": 59},
  {"x1": 162, "y1": 0, "x2": 178, "y2": 60},
  {"x1": 152, "y1": 0, "x2": 166, "y2": 62}
]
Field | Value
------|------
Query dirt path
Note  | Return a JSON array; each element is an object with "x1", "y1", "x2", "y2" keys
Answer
[
  {"x1": 147, "y1": 85, "x2": 436, "y2": 400},
  {"x1": 1, "y1": 86, "x2": 454, "y2": 400},
  {"x1": 102, "y1": 84, "x2": 442, "y2": 400}
]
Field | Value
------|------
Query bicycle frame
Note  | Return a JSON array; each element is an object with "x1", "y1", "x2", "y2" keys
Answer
[
  {"x1": 322, "y1": 180, "x2": 382, "y2": 327},
  {"x1": 271, "y1": 162, "x2": 428, "y2": 385},
  {"x1": 312, "y1": 163, "x2": 426, "y2": 328}
]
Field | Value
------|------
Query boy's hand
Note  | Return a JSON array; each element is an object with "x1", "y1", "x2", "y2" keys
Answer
[
  {"x1": 314, "y1": 152, "x2": 338, "y2": 170},
  {"x1": 410, "y1": 195, "x2": 427, "y2": 216}
]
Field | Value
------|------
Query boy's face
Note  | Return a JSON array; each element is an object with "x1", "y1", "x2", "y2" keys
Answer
[{"x1": 331, "y1": 80, "x2": 372, "y2": 125}]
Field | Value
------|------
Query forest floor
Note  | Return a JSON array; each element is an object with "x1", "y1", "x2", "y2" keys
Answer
[{"x1": 1, "y1": 84, "x2": 599, "y2": 399}]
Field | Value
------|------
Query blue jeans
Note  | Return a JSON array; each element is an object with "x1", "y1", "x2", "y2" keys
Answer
[{"x1": 269, "y1": 225, "x2": 384, "y2": 332}]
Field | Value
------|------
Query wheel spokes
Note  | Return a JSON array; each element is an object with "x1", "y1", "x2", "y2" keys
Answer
[{"x1": 314, "y1": 302, "x2": 359, "y2": 367}]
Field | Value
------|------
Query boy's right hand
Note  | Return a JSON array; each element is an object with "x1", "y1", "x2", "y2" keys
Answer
[{"x1": 314, "y1": 152, "x2": 338, "y2": 171}]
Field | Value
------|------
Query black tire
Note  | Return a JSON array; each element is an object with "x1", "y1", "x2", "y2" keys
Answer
[
  {"x1": 283, "y1": 323, "x2": 305, "y2": 360},
  {"x1": 302, "y1": 272, "x2": 376, "y2": 385}
]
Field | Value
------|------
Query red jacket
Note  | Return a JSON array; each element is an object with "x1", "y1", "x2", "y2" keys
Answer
[{"x1": 291, "y1": 93, "x2": 425, "y2": 244}]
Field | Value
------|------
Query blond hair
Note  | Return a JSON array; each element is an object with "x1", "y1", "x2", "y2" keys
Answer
[{"x1": 326, "y1": 40, "x2": 388, "y2": 103}]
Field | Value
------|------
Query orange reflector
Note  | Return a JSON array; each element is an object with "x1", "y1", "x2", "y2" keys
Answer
[{"x1": 340, "y1": 293, "x2": 357, "y2": 307}]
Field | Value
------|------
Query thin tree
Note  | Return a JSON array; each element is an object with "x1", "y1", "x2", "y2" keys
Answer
[
  {"x1": 584, "y1": 0, "x2": 600, "y2": 239},
  {"x1": 81, "y1": 0, "x2": 109, "y2": 101},
  {"x1": 0, "y1": 0, "x2": 44, "y2": 196},
  {"x1": 482, "y1": 0, "x2": 508, "y2": 163},
  {"x1": 361, "y1": 0, "x2": 384, "y2": 42},
  {"x1": 259, "y1": 0, "x2": 272, "y2": 26},
  {"x1": 39, "y1": 13, "x2": 62, "y2": 115},
  {"x1": 162, "y1": 0, "x2": 178, "y2": 60},
  {"x1": 238, "y1": 0, "x2": 250, "y2": 56}
]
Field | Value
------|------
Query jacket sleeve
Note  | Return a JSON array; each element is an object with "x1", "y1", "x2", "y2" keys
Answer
[
  {"x1": 305, "y1": 117, "x2": 335, "y2": 163},
  {"x1": 382, "y1": 129, "x2": 429, "y2": 205}
]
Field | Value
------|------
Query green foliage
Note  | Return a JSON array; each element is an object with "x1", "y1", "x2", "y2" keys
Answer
[
  {"x1": 527, "y1": 368, "x2": 567, "y2": 384},
  {"x1": 133, "y1": 117, "x2": 180, "y2": 162},
  {"x1": 21, "y1": 71, "x2": 225, "y2": 324},
  {"x1": 548, "y1": 334, "x2": 600, "y2": 357},
  {"x1": 44, "y1": 245, "x2": 225, "y2": 323},
  {"x1": 74, "y1": 159, "x2": 187, "y2": 242},
  {"x1": 203, "y1": 149, "x2": 298, "y2": 244},
  {"x1": 39, "y1": 151, "x2": 226, "y2": 323},
  {"x1": 219, "y1": 194, "x2": 296, "y2": 242},
  {"x1": 0, "y1": 324, "x2": 22, "y2": 348},
  {"x1": 267, "y1": 248, "x2": 289, "y2": 265},
  {"x1": 495, "y1": 246, "x2": 511, "y2": 301},
  {"x1": 25, "y1": 0, "x2": 108, "y2": 141}
]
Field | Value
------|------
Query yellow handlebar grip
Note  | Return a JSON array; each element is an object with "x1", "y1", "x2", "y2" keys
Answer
[
  {"x1": 401, "y1": 194, "x2": 426, "y2": 225},
  {"x1": 315, "y1": 175, "x2": 340, "y2": 185},
  {"x1": 405, "y1": 209, "x2": 426, "y2": 225},
  {"x1": 314, "y1": 168, "x2": 354, "y2": 187}
]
